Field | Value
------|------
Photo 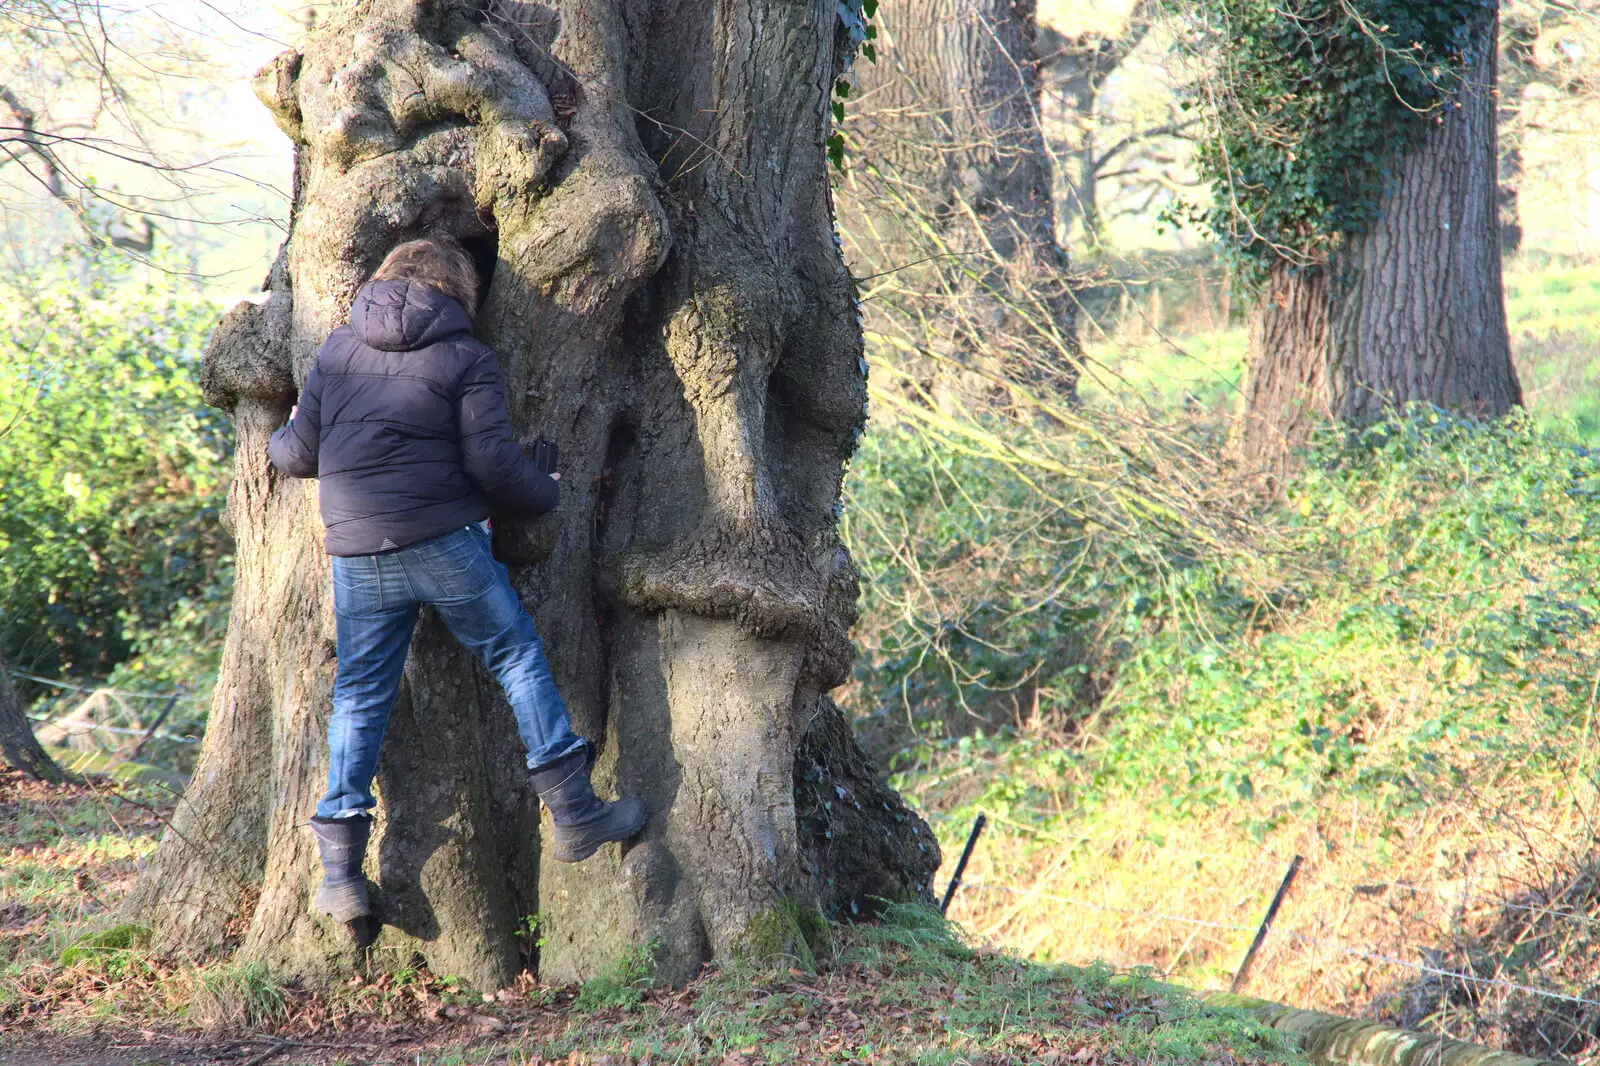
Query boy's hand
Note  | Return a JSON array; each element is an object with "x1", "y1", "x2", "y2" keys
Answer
[{"x1": 550, "y1": 472, "x2": 561, "y2": 481}]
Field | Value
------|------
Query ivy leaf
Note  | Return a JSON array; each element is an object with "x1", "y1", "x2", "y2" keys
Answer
[{"x1": 827, "y1": 132, "x2": 846, "y2": 170}]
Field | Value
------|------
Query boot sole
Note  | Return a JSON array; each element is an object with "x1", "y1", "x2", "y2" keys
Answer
[{"x1": 551, "y1": 806, "x2": 648, "y2": 863}]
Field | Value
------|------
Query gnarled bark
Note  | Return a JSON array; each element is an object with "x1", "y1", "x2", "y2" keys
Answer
[
  {"x1": 123, "y1": 0, "x2": 937, "y2": 990},
  {"x1": 1239, "y1": 11, "x2": 1521, "y2": 467}
]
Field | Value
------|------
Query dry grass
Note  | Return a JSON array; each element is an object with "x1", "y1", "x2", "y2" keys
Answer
[{"x1": 938, "y1": 785, "x2": 1600, "y2": 1011}]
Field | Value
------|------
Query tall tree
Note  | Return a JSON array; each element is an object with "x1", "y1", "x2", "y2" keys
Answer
[
  {"x1": 836, "y1": 0, "x2": 1078, "y2": 397},
  {"x1": 0, "y1": 650, "x2": 64, "y2": 783},
  {"x1": 1184, "y1": 1, "x2": 1521, "y2": 465},
  {"x1": 121, "y1": 0, "x2": 937, "y2": 989}
]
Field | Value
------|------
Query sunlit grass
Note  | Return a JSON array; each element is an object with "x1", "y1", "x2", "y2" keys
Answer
[
  {"x1": 1073, "y1": 257, "x2": 1600, "y2": 440},
  {"x1": 865, "y1": 409, "x2": 1600, "y2": 1059}
]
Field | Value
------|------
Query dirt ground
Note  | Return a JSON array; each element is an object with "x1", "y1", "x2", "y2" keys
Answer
[{"x1": 0, "y1": 1024, "x2": 515, "y2": 1065}]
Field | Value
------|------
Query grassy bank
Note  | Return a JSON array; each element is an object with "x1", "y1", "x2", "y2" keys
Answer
[{"x1": 848, "y1": 398, "x2": 1600, "y2": 1060}]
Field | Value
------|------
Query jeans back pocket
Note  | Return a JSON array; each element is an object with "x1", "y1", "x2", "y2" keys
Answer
[
  {"x1": 414, "y1": 528, "x2": 495, "y2": 601},
  {"x1": 332, "y1": 554, "x2": 385, "y2": 616}
]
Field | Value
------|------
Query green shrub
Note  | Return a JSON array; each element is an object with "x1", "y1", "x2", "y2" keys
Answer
[
  {"x1": 842, "y1": 403, "x2": 1261, "y2": 748},
  {"x1": 0, "y1": 250, "x2": 231, "y2": 685},
  {"x1": 1087, "y1": 410, "x2": 1600, "y2": 821},
  {"x1": 873, "y1": 405, "x2": 1600, "y2": 839}
]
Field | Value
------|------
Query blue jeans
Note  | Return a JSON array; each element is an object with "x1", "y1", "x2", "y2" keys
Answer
[{"x1": 316, "y1": 523, "x2": 587, "y2": 819}]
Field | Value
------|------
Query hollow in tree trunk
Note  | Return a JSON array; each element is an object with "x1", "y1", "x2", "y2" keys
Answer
[
  {"x1": 120, "y1": 0, "x2": 939, "y2": 991},
  {"x1": 837, "y1": 0, "x2": 1078, "y2": 397},
  {"x1": 1239, "y1": 11, "x2": 1521, "y2": 469}
]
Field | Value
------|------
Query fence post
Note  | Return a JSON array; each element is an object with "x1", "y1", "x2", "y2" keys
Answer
[
  {"x1": 1231, "y1": 854, "x2": 1302, "y2": 994},
  {"x1": 940, "y1": 814, "x2": 988, "y2": 916}
]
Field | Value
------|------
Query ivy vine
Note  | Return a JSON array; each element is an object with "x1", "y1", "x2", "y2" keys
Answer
[
  {"x1": 831, "y1": 0, "x2": 880, "y2": 169},
  {"x1": 1175, "y1": 0, "x2": 1494, "y2": 270}
]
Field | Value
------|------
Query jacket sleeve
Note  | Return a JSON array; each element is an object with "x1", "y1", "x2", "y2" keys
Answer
[
  {"x1": 267, "y1": 364, "x2": 324, "y2": 479},
  {"x1": 457, "y1": 345, "x2": 560, "y2": 518}
]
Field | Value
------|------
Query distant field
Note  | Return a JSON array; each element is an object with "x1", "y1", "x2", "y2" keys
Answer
[{"x1": 1079, "y1": 257, "x2": 1600, "y2": 438}]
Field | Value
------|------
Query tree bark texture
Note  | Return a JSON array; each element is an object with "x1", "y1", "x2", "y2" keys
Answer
[
  {"x1": 0, "y1": 651, "x2": 65, "y2": 783},
  {"x1": 1239, "y1": 11, "x2": 1522, "y2": 466},
  {"x1": 123, "y1": 0, "x2": 938, "y2": 991},
  {"x1": 837, "y1": 0, "x2": 1078, "y2": 396}
]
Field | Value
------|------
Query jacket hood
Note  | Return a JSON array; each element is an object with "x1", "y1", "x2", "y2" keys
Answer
[{"x1": 349, "y1": 278, "x2": 473, "y2": 352}]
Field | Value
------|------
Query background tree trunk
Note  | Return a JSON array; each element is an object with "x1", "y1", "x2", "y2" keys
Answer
[
  {"x1": 121, "y1": 0, "x2": 938, "y2": 991},
  {"x1": 1038, "y1": 0, "x2": 1157, "y2": 250},
  {"x1": 1239, "y1": 11, "x2": 1521, "y2": 466},
  {"x1": 837, "y1": 0, "x2": 1078, "y2": 397},
  {"x1": 0, "y1": 651, "x2": 64, "y2": 783}
]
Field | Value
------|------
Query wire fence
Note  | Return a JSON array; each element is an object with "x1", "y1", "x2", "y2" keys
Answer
[
  {"x1": 960, "y1": 880, "x2": 1600, "y2": 1013},
  {"x1": 934, "y1": 813, "x2": 1600, "y2": 1043},
  {"x1": 14, "y1": 670, "x2": 206, "y2": 749}
]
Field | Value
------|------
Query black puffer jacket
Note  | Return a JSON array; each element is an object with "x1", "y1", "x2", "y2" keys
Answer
[{"x1": 268, "y1": 279, "x2": 559, "y2": 557}]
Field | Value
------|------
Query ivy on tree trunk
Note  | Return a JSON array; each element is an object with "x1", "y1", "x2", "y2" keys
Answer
[{"x1": 1238, "y1": 10, "x2": 1521, "y2": 465}]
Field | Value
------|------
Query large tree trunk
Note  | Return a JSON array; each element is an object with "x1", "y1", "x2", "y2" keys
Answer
[
  {"x1": 838, "y1": 0, "x2": 1077, "y2": 397},
  {"x1": 1239, "y1": 11, "x2": 1521, "y2": 466},
  {"x1": 0, "y1": 651, "x2": 64, "y2": 783},
  {"x1": 121, "y1": 0, "x2": 938, "y2": 991}
]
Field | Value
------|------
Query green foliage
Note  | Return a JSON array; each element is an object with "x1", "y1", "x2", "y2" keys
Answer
[
  {"x1": 517, "y1": 912, "x2": 547, "y2": 952},
  {"x1": 572, "y1": 943, "x2": 655, "y2": 1012},
  {"x1": 877, "y1": 406, "x2": 1600, "y2": 843},
  {"x1": 843, "y1": 413, "x2": 1240, "y2": 741},
  {"x1": 1088, "y1": 410, "x2": 1600, "y2": 820},
  {"x1": 829, "y1": 0, "x2": 879, "y2": 169},
  {"x1": 0, "y1": 250, "x2": 231, "y2": 682},
  {"x1": 1176, "y1": 0, "x2": 1491, "y2": 268}
]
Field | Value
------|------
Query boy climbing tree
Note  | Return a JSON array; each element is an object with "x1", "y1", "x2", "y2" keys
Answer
[{"x1": 267, "y1": 236, "x2": 647, "y2": 930}]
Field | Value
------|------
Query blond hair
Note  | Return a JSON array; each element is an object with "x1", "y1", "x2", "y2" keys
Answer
[{"x1": 371, "y1": 236, "x2": 481, "y2": 316}]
